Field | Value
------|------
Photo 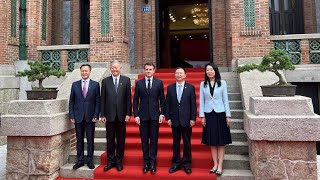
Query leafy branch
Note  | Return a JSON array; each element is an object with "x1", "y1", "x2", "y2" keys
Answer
[
  {"x1": 237, "y1": 49, "x2": 295, "y2": 85},
  {"x1": 16, "y1": 61, "x2": 66, "y2": 90}
]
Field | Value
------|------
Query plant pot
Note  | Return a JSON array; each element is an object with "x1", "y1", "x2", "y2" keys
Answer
[
  {"x1": 260, "y1": 85, "x2": 297, "y2": 97},
  {"x1": 26, "y1": 90, "x2": 58, "y2": 100}
]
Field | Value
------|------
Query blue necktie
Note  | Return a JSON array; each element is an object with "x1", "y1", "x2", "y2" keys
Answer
[{"x1": 177, "y1": 84, "x2": 182, "y2": 102}]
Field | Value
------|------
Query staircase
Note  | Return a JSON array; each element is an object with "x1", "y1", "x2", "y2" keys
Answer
[{"x1": 58, "y1": 70, "x2": 254, "y2": 180}]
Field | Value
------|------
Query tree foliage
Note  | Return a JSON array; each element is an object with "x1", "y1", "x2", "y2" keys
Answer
[
  {"x1": 237, "y1": 49, "x2": 295, "y2": 85},
  {"x1": 16, "y1": 61, "x2": 66, "y2": 90}
]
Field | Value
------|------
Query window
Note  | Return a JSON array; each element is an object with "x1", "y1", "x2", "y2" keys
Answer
[
  {"x1": 244, "y1": 0, "x2": 256, "y2": 28},
  {"x1": 101, "y1": 0, "x2": 110, "y2": 35},
  {"x1": 11, "y1": 0, "x2": 17, "y2": 37},
  {"x1": 269, "y1": 0, "x2": 304, "y2": 35}
]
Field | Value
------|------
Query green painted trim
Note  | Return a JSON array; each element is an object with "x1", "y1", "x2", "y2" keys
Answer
[
  {"x1": 101, "y1": 0, "x2": 110, "y2": 35},
  {"x1": 11, "y1": 0, "x2": 17, "y2": 37},
  {"x1": 42, "y1": 0, "x2": 47, "y2": 40},
  {"x1": 19, "y1": 0, "x2": 26, "y2": 60}
]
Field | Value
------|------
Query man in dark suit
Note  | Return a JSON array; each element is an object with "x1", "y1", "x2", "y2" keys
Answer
[
  {"x1": 69, "y1": 64, "x2": 101, "y2": 170},
  {"x1": 165, "y1": 67, "x2": 197, "y2": 174},
  {"x1": 133, "y1": 62, "x2": 165, "y2": 174},
  {"x1": 101, "y1": 60, "x2": 132, "y2": 171}
]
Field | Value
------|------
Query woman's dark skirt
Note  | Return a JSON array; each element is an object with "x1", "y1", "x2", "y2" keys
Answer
[{"x1": 201, "y1": 110, "x2": 232, "y2": 146}]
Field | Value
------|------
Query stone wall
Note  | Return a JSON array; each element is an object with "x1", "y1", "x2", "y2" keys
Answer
[
  {"x1": 249, "y1": 141, "x2": 317, "y2": 180},
  {"x1": 6, "y1": 130, "x2": 73, "y2": 180}
]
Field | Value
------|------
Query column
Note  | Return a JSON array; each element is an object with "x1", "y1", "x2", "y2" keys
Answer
[
  {"x1": 244, "y1": 96, "x2": 320, "y2": 180},
  {"x1": 0, "y1": 99, "x2": 74, "y2": 179}
]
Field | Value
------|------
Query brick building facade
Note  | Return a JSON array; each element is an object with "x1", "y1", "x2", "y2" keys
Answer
[{"x1": 0, "y1": 0, "x2": 319, "y2": 69}]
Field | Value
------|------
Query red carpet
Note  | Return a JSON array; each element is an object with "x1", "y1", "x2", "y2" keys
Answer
[{"x1": 57, "y1": 69, "x2": 216, "y2": 180}]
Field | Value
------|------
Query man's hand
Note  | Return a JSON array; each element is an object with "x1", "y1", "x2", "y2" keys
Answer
[
  {"x1": 101, "y1": 117, "x2": 107, "y2": 123},
  {"x1": 70, "y1": 119, "x2": 75, "y2": 123},
  {"x1": 190, "y1": 120, "x2": 195, "y2": 127},
  {"x1": 92, "y1": 118, "x2": 97, "y2": 122},
  {"x1": 135, "y1": 117, "x2": 140, "y2": 125},
  {"x1": 167, "y1": 120, "x2": 172, "y2": 127},
  {"x1": 125, "y1": 115, "x2": 130, "y2": 122},
  {"x1": 201, "y1": 117, "x2": 206, "y2": 127},
  {"x1": 159, "y1": 116, "x2": 164, "y2": 124}
]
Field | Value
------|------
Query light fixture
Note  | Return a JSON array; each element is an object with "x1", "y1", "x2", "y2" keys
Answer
[
  {"x1": 182, "y1": 17, "x2": 187, "y2": 20},
  {"x1": 191, "y1": 4, "x2": 209, "y2": 26}
]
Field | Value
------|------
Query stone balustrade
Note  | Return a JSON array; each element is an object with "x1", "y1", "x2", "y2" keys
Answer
[
  {"x1": 37, "y1": 45, "x2": 90, "y2": 72},
  {"x1": 244, "y1": 96, "x2": 320, "y2": 180},
  {"x1": 270, "y1": 34, "x2": 320, "y2": 65},
  {"x1": 0, "y1": 99, "x2": 74, "y2": 180}
]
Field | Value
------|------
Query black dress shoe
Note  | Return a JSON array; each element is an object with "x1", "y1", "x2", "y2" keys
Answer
[
  {"x1": 87, "y1": 163, "x2": 95, "y2": 169},
  {"x1": 73, "y1": 162, "x2": 84, "y2": 169},
  {"x1": 116, "y1": 162, "x2": 123, "y2": 171},
  {"x1": 169, "y1": 166, "x2": 180, "y2": 173},
  {"x1": 103, "y1": 163, "x2": 115, "y2": 171},
  {"x1": 143, "y1": 164, "x2": 149, "y2": 173},
  {"x1": 150, "y1": 164, "x2": 156, "y2": 174},
  {"x1": 184, "y1": 167, "x2": 192, "y2": 174}
]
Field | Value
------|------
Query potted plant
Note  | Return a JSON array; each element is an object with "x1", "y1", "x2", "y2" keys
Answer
[
  {"x1": 17, "y1": 61, "x2": 66, "y2": 100},
  {"x1": 237, "y1": 49, "x2": 296, "y2": 96}
]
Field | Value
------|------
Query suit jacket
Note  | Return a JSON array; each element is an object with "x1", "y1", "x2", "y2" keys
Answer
[
  {"x1": 199, "y1": 80, "x2": 231, "y2": 117},
  {"x1": 133, "y1": 77, "x2": 165, "y2": 121},
  {"x1": 101, "y1": 75, "x2": 132, "y2": 122},
  {"x1": 69, "y1": 79, "x2": 101, "y2": 123},
  {"x1": 165, "y1": 82, "x2": 197, "y2": 127}
]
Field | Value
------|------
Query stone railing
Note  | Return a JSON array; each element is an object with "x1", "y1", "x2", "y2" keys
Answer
[
  {"x1": 37, "y1": 45, "x2": 90, "y2": 72},
  {"x1": 0, "y1": 99, "x2": 74, "y2": 179},
  {"x1": 244, "y1": 96, "x2": 320, "y2": 180},
  {"x1": 270, "y1": 33, "x2": 320, "y2": 65}
]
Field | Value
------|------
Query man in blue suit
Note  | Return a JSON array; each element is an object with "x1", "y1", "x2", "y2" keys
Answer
[
  {"x1": 69, "y1": 64, "x2": 101, "y2": 170},
  {"x1": 165, "y1": 67, "x2": 197, "y2": 174},
  {"x1": 133, "y1": 62, "x2": 165, "y2": 174}
]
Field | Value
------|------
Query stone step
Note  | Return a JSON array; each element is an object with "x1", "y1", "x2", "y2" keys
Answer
[
  {"x1": 95, "y1": 119, "x2": 246, "y2": 140},
  {"x1": 60, "y1": 164, "x2": 94, "y2": 179},
  {"x1": 68, "y1": 148, "x2": 249, "y2": 169},
  {"x1": 61, "y1": 164, "x2": 251, "y2": 179},
  {"x1": 95, "y1": 118, "x2": 244, "y2": 130},
  {"x1": 217, "y1": 169, "x2": 254, "y2": 180},
  {"x1": 83, "y1": 138, "x2": 248, "y2": 154}
]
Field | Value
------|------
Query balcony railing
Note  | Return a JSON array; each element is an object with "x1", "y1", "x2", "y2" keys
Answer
[
  {"x1": 270, "y1": 34, "x2": 320, "y2": 65},
  {"x1": 37, "y1": 45, "x2": 89, "y2": 71}
]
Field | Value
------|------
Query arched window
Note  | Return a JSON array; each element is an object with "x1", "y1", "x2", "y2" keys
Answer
[{"x1": 269, "y1": 0, "x2": 304, "y2": 35}]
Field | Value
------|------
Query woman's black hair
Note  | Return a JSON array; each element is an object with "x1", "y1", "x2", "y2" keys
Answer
[{"x1": 203, "y1": 63, "x2": 221, "y2": 87}]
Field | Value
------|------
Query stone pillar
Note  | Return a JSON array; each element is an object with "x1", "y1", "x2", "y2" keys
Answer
[
  {"x1": 0, "y1": 99, "x2": 74, "y2": 179},
  {"x1": 244, "y1": 96, "x2": 320, "y2": 180}
]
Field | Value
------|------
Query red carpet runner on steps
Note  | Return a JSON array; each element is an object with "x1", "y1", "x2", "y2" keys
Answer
[{"x1": 57, "y1": 68, "x2": 216, "y2": 180}]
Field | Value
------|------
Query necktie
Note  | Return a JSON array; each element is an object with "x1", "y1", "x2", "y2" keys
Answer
[
  {"x1": 177, "y1": 84, "x2": 182, "y2": 102},
  {"x1": 147, "y1": 79, "x2": 151, "y2": 90},
  {"x1": 83, "y1": 80, "x2": 87, "y2": 97},
  {"x1": 115, "y1": 78, "x2": 118, "y2": 93}
]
